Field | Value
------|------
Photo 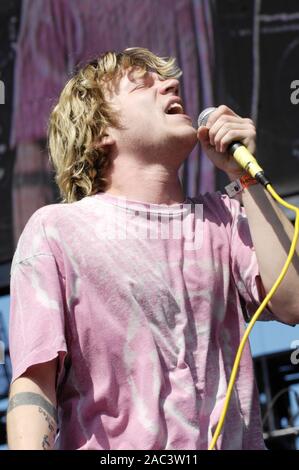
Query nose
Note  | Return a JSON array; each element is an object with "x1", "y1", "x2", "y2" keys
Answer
[{"x1": 158, "y1": 78, "x2": 180, "y2": 96}]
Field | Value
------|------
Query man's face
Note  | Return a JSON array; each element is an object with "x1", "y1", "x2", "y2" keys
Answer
[{"x1": 104, "y1": 67, "x2": 197, "y2": 166}]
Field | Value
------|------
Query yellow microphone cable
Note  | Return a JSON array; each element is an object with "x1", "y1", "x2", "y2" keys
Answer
[{"x1": 208, "y1": 183, "x2": 299, "y2": 450}]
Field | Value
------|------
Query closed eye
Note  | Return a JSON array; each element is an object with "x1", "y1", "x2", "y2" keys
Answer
[{"x1": 129, "y1": 85, "x2": 145, "y2": 93}]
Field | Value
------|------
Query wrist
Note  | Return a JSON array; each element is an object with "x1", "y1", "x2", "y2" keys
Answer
[
  {"x1": 226, "y1": 170, "x2": 247, "y2": 182},
  {"x1": 225, "y1": 173, "x2": 258, "y2": 199}
]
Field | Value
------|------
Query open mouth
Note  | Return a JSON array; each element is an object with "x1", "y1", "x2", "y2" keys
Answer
[{"x1": 165, "y1": 102, "x2": 184, "y2": 115}]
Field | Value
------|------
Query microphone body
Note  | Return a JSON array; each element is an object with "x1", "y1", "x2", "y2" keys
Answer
[{"x1": 198, "y1": 107, "x2": 270, "y2": 186}]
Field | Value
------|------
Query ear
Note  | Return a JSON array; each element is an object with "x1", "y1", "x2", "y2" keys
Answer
[
  {"x1": 101, "y1": 134, "x2": 115, "y2": 147},
  {"x1": 95, "y1": 134, "x2": 116, "y2": 153}
]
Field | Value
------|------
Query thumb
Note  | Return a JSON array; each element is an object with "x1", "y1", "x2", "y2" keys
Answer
[{"x1": 197, "y1": 126, "x2": 211, "y2": 148}]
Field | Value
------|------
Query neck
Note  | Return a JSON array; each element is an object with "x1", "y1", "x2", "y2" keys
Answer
[{"x1": 105, "y1": 158, "x2": 185, "y2": 205}]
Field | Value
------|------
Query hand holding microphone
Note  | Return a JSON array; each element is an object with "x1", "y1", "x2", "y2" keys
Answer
[{"x1": 197, "y1": 105, "x2": 270, "y2": 186}]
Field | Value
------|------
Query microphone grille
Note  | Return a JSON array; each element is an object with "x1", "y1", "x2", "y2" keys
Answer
[{"x1": 198, "y1": 107, "x2": 216, "y2": 127}]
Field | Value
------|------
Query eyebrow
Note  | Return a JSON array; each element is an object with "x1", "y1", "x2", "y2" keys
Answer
[
  {"x1": 126, "y1": 75, "x2": 147, "y2": 92},
  {"x1": 125, "y1": 70, "x2": 165, "y2": 93}
]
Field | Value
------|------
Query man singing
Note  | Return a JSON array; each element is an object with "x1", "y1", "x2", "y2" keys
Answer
[{"x1": 7, "y1": 47, "x2": 299, "y2": 450}]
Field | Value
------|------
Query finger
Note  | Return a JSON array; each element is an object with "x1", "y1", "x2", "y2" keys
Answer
[
  {"x1": 197, "y1": 126, "x2": 210, "y2": 142},
  {"x1": 214, "y1": 119, "x2": 256, "y2": 153},
  {"x1": 216, "y1": 128, "x2": 256, "y2": 153},
  {"x1": 208, "y1": 117, "x2": 252, "y2": 147},
  {"x1": 197, "y1": 127, "x2": 215, "y2": 152},
  {"x1": 204, "y1": 104, "x2": 239, "y2": 129}
]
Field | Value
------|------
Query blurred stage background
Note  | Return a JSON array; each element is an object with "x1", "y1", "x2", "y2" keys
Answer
[{"x1": 0, "y1": 0, "x2": 299, "y2": 450}]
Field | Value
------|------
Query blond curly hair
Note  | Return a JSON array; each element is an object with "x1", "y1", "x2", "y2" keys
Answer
[{"x1": 48, "y1": 47, "x2": 182, "y2": 203}]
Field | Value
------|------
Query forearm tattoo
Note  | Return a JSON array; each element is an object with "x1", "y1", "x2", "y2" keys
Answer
[
  {"x1": 8, "y1": 392, "x2": 57, "y2": 450},
  {"x1": 42, "y1": 434, "x2": 51, "y2": 450},
  {"x1": 7, "y1": 392, "x2": 57, "y2": 422}
]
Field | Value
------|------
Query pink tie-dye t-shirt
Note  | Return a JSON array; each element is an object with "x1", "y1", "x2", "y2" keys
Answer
[{"x1": 9, "y1": 191, "x2": 270, "y2": 450}]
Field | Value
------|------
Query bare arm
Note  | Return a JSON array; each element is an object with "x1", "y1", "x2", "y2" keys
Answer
[
  {"x1": 241, "y1": 184, "x2": 299, "y2": 324},
  {"x1": 7, "y1": 358, "x2": 58, "y2": 450}
]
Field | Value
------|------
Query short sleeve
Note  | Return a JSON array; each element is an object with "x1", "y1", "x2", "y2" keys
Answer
[
  {"x1": 9, "y1": 209, "x2": 67, "y2": 383},
  {"x1": 223, "y1": 195, "x2": 277, "y2": 322}
]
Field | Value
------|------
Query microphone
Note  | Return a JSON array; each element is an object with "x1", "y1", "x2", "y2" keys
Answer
[{"x1": 198, "y1": 107, "x2": 270, "y2": 186}]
